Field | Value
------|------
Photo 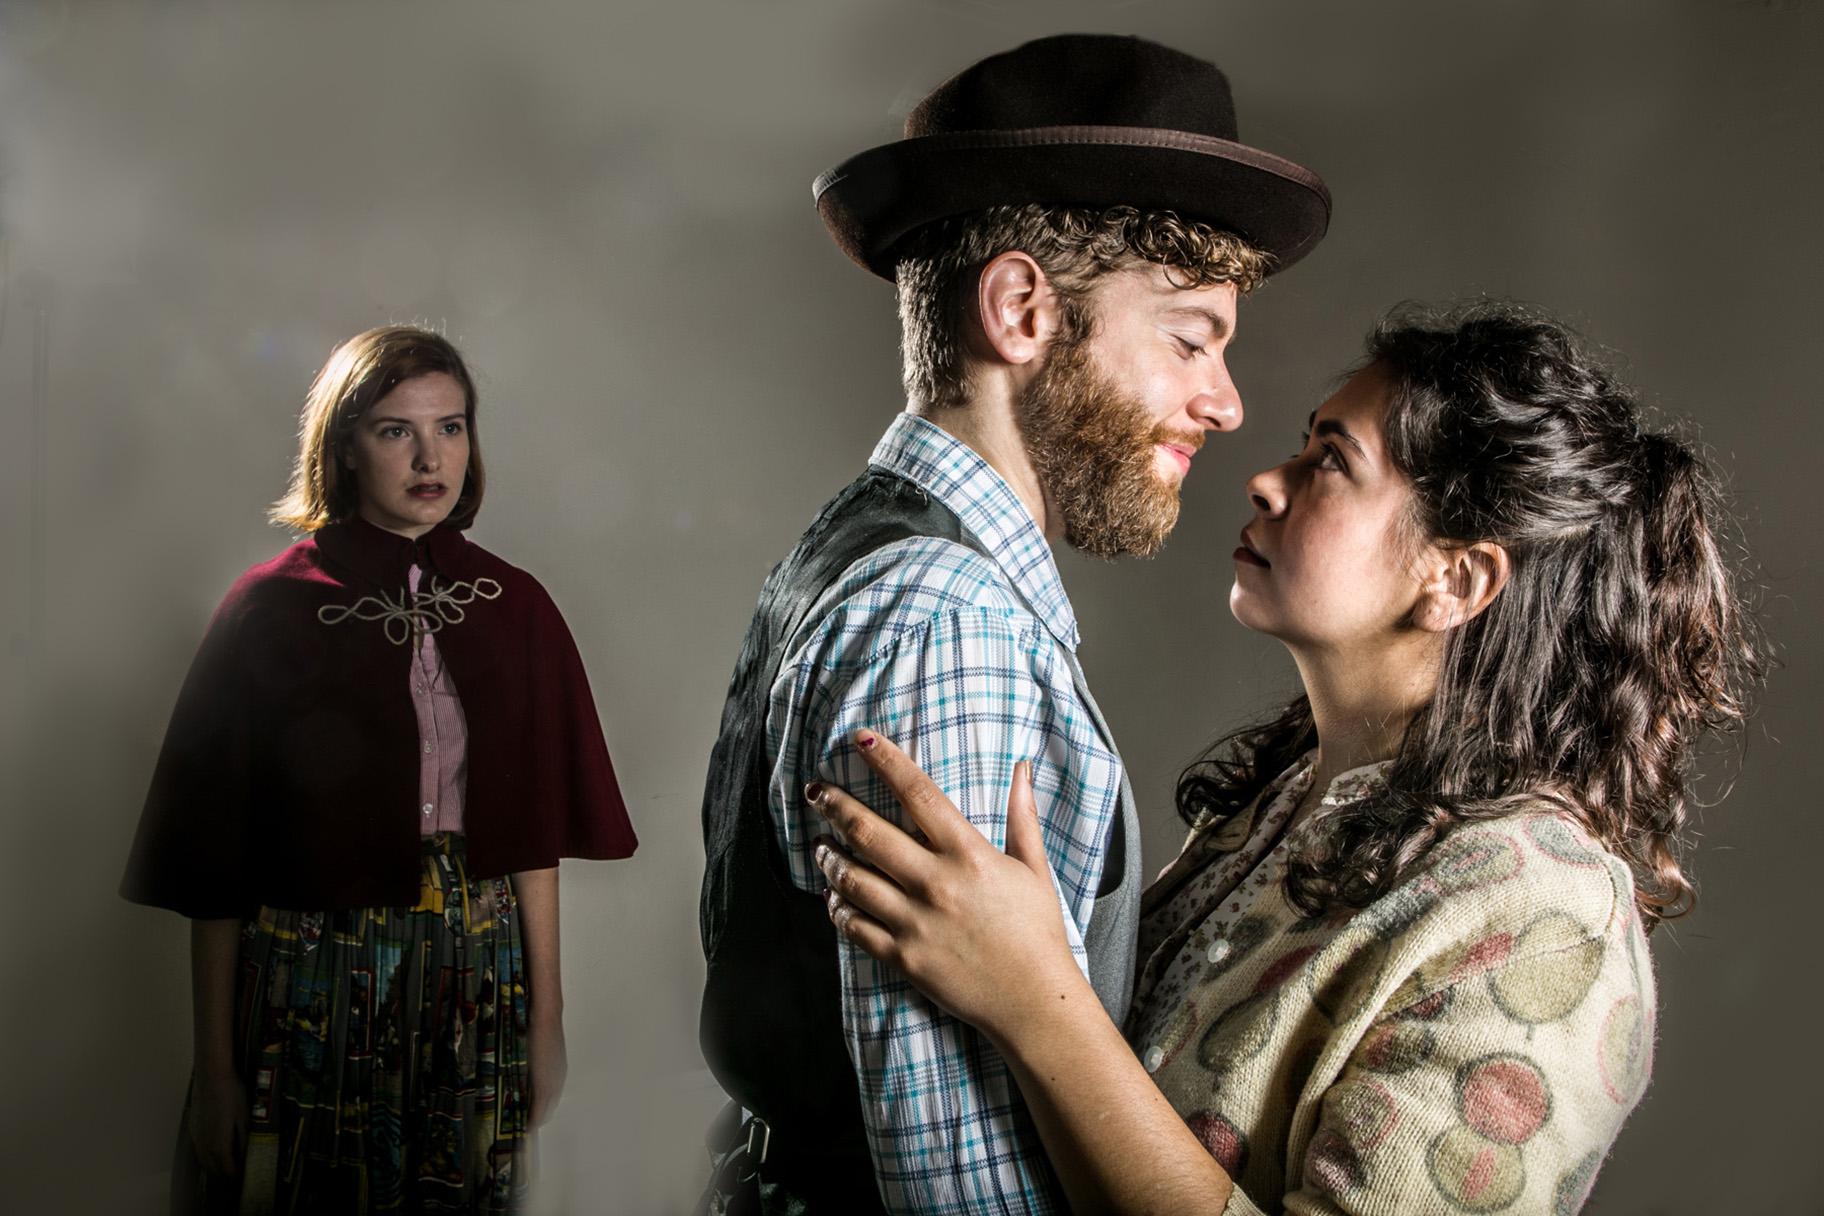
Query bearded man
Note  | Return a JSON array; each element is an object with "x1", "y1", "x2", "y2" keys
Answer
[{"x1": 697, "y1": 33, "x2": 1330, "y2": 1215}]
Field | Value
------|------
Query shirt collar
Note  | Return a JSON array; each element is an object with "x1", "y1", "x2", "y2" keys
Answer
[
  {"x1": 869, "y1": 412, "x2": 1080, "y2": 649},
  {"x1": 1276, "y1": 750, "x2": 1394, "y2": 811},
  {"x1": 1317, "y1": 757, "x2": 1394, "y2": 807}
]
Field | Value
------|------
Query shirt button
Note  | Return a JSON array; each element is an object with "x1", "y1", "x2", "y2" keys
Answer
[
  {"x1": 1207, "y1": 938, "x2": 1232, "y2": 965},
  {"x1": 415, "y1": 683, "x2": 427, "y2": 695},
  {"x1": 424, "y1": 742, "x2": 434, "y2": 754},
  {"x1": 1143, "y1": 1045, "x2": 1164, "y2": 1074},
  {"x1": 422, "y1": 803, "x2": 434, "y2": 816}
]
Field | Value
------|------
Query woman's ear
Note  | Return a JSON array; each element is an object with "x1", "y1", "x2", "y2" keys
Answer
[
  {"x1": 973, "y1": 251, "x2": 1062, "y2": 368},
  {"x1": 1413, "y1": 541, "x2": 1511, "y2": 633}
]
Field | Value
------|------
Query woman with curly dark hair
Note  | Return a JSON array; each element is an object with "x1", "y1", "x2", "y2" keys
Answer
[{"x1": 806, "y1": 303, "x2": 1761, "y2": 1214}]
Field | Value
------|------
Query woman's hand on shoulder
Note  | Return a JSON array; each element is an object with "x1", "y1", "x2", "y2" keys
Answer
[{"x1": 810, "y1": 729, "x2": 1090, "y2": 1045}]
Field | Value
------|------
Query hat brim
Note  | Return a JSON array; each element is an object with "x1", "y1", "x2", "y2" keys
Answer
[{"x1": 814, "y1": 125, "x2": 1332, "y2": 281}]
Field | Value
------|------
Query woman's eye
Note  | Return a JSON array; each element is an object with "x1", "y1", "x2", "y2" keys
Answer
[
  {"x1": 442, "y1": 421, "x2": 465, "y2": 435},
  {"x1": 1318, "y1": 444, "x2": 1345, "y2": 471}
]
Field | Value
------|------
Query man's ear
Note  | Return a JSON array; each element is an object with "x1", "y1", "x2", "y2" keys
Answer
[
  {"x1": 973, "y1": 251, "x2": 1061, "y2": 368},
  {"x1": 1412, "y1": 541, "x2": 1511, "y2": 633}
]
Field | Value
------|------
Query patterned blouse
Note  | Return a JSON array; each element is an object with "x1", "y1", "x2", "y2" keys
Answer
[{"x1": 1126, "y1": 754, "x2": 1655, "y2": 1215}]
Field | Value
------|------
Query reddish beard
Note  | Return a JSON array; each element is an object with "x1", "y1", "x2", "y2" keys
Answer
[{"x1": 1014, "y1": 333, "x2": 1198, "y2": 559}]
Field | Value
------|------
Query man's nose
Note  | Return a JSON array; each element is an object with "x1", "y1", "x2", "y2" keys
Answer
[{"x1": 1190, "y1": 377, "x2": 1243, "y2": 433}]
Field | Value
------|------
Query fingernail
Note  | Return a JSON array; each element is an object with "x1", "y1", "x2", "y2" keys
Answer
[
  {"x1": 804, "y1": 781, "x2": 825, "y2": 804},
  {"x1": 857, "y1": 731, "x2": 877, "y2": 750},
  {"x1": 812, "y1": 843, "x2": 828, "y2": 868},
  {"x1": 824, "y1": 888, "x2": 839, "y2": 910}
]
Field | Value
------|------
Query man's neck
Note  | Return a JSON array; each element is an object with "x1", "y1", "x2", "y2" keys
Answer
[{"x1": 910, "y1": 390, "x2": 1056, "y2": 539}]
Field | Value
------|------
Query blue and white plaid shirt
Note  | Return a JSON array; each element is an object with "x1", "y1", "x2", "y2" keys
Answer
[{"x1": 768, "y1": 412, "x2": 1127, "y2": 1214}]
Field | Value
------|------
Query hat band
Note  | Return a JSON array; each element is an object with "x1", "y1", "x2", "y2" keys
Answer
[{"x1": 814, "y1": 124, "x2": 1330, "y2": 204}]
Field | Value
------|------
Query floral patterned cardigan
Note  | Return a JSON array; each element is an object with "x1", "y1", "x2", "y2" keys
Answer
[{"x1": 1126, "y1": 756, "x2": 1654, "y2": 1215}]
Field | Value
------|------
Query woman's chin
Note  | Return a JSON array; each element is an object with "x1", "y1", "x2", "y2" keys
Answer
[{"x1": 1227, "y1": 583, "x2": 1275, "y2": 635}]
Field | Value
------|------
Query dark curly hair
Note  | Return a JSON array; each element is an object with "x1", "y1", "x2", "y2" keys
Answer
[{"x1": 1178, "y1": 302, "x2": 1764, "y2": 930}]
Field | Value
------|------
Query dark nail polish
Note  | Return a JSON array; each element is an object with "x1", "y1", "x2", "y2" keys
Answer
[
  {"x1": 857, "y1": 732, "x2": 877, "y2": 750},
  {"x1": 804, "y1": 781, "x2": 825, "y2": 804}
]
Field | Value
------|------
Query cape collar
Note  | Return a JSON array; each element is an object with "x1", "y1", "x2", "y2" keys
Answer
[{"x1": 312, "y1": 515, "x2": 474, "y2": 589}]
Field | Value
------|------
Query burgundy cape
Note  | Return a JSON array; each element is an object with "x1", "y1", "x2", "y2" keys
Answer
[{"x1": 122, "y1": 517, "x2": 637, "y2": 918}]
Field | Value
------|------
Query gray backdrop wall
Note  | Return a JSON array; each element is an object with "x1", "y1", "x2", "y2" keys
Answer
[{"x1": 2, "y1": 1, "x2": 1817, "y2": 1212}]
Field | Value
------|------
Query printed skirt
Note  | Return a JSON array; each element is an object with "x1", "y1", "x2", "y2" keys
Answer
[{"x1": 185, "y1": 833, "x2": 530, "y2": 1215}]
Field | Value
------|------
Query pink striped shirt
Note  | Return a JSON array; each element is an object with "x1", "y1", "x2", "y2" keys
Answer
[{"x1": 408, "y1": 563, "x2": 468, "y2": 835}]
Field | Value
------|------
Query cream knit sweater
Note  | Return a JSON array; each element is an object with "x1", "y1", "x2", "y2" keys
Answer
[{"x1": 1127, "y1": 756, "x2": 1654, "y2": 1215}]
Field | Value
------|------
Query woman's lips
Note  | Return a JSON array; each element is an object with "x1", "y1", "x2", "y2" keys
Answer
[
  {"x1": 1235, "y1": 528, "x2": 1269, "y2": 568},
  {"x1": 407, "y1": 483, "x2": 447, "y2": 500}
]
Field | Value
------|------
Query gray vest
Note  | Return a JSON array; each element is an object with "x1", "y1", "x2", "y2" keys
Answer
[{"x1": 698, "y1": 466, "x2": 1140, "y2": 1208}]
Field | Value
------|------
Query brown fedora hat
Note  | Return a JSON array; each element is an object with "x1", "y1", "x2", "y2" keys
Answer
[{"x1": 815, "y1": 34, "x2": 1332, "y2": 280}]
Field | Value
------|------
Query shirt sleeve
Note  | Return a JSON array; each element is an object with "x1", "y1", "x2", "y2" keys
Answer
[
  {"x1": 772, "y1": 603, "x2": 1123, "y2": 1215},
  {"x1": 1255, "y1": 926, "x2": 1651, "y2": 1216}
]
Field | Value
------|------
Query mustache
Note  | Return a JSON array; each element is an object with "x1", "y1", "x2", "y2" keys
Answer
[{"x1": 1149, "y1": 425, "x2": 1205, "y2": 452}]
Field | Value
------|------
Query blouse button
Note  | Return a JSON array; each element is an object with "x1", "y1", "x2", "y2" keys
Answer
[
  {"x1": 424, "y1": 741, "x2": 434, "y2": 754},
  {"x1": 1207, "y1": 938, "x2": 1232, "y2": 965},
  {"x1": 422, "y1": 803, "x2": 434, "y2": 816},
  {"x1": 1143, "y1": 1045, "x2": 1164, "y2": 1074}
]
